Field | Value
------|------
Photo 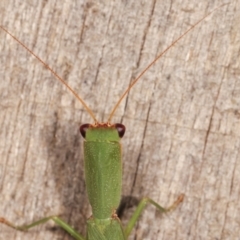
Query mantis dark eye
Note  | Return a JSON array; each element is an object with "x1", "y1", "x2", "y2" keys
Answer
[
  {"x1": 80, "y1": 124, "x2": 91, "y2": 138},
  {"x1": 115, "y1": 123, "x2": 125, "y2": 138}
]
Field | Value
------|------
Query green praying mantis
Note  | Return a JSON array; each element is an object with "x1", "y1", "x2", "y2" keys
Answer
[{"x1": 0, "y1": 3, "x2": 228, "y2": 240}]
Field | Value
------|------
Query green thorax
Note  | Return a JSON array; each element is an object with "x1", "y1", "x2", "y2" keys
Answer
[{"x1": 84, "y1": 125, "x2": 122, "y2": 220}]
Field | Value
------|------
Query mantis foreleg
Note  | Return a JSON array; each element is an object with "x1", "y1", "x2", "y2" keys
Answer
[
  {"x1": 124, "y1": 194, "x2": 184, "y2": 238},
  {"x1": 0, "y1": 216, "x2": 85, "y2": 240}
]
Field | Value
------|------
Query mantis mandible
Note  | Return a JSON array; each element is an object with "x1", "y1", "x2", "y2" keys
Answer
[{"x1": 0, "y1": 4, "x2": 227, "y2": 240}]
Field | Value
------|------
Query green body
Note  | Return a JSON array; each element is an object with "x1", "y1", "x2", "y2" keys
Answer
[
  {"x1": 84, "y1": 126, "x2": 125, "y2": 239},
  {"x1": 1, "y1": 7, "x2": 205, "y2": 236},
  {"x1": 0, "y1": 122, "x2": 182, "y2": 240}
]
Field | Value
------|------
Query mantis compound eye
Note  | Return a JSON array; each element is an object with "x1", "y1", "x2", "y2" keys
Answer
[
  {"x1": 115, "y1": 123, "x2": 125, "y2": 138},
  {"x1": 80, "y1": 123, "x2": 91, "y2": 139}
]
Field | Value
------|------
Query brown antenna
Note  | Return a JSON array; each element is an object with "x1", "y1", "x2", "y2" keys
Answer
[
  {"x1": 0, "y1": 25, "x2": 98, "y2": 123},
  {"x1": 107, "y1": 3, "x2": 229, "y2": 123}
]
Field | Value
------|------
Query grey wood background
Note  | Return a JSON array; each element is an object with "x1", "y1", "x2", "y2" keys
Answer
[{"x1": 0, "y1": 0, "x2": 239, "y2": 240}]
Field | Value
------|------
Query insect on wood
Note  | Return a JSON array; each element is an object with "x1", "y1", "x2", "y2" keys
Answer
[{"x1": 0, "y1": 2, "x2": 235, "y2": 240}]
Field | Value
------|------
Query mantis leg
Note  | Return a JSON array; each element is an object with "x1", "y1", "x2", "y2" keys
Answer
[
  {"x1": 0, "y1": 216, "x2": 85, "y2": 240},
  {"x1": 124, "y1": 194, "x2": 184, "y2": 238}
]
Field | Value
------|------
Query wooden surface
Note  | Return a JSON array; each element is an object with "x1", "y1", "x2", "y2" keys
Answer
[{"x1": 0, "y1": 1, "x2": 239, "y2": 240}]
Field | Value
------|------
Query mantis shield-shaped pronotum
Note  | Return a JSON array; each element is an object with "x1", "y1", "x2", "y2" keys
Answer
[{"x1": 0, "y1": 3, "x2": 230, "y2": 240}]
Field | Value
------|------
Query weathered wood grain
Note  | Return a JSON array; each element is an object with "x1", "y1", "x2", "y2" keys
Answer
[{"x1": 0, "y1": 1, "x2": 239, "y2": 239}]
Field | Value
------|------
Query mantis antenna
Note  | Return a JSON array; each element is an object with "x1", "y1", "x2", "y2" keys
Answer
[
  {"x1": 107, "y1": 3, "x2": 229, "y2": 123},
  {"x1": 0, "y1": 3, "x2": 228, "y2": 125},
  {"x1": 0, "y1": 25, "x2": 98, "y2": 123}
]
